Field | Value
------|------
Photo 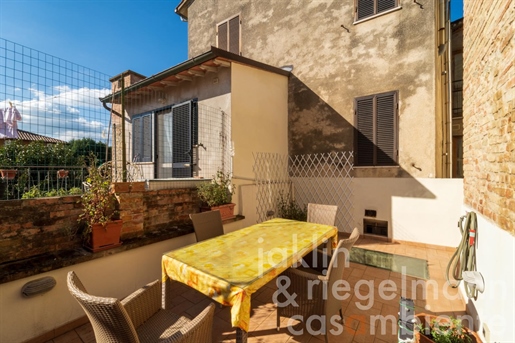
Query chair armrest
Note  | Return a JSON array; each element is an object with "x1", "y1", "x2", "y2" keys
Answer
[
  {"x1": 121, "y1": 279, "x2": 161, "y2": 329},
  {"x1": 164, "y1": 303, "x2": 216, "y2": 343},
  {"x1": 287, "y1": 265, "x2": 327, "y2": 282}
]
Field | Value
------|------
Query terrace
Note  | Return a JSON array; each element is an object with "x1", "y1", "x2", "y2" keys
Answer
[{"x1": 46, "y1": 236, "x2": 467, "y2": 343}]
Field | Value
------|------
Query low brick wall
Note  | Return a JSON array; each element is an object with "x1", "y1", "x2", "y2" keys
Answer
[{"x1": 0, "y1": 183, "x2": 199, "y2": 264}]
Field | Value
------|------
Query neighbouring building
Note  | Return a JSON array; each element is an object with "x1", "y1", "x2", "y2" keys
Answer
[
  {"x1": 451, "y1": 18, "x2": 464, "y2": 178},
  {"x1": 462, "y1": 0, "x2": 514, "y2": 342},
  {"x1": 100, "y1": 48, "x2": 290, "y2": 217},
  {"x1": 0, "y1": 129, "x2": 66, "y2": 148},
  {"x1": 175, "y1": 0, "x2": 452, "y2": 178}
]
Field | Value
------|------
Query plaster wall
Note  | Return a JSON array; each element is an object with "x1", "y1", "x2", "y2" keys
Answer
[
  {"x1": 0, "y1": 234, "x2": 196, "y2": 343},
  {"x1": 230, "y1": 62, "x2": 289, "y2": 178},
  {"x1": 461, "y1": 205, "x2": 515, "y2": 342},
  {"x1": 186, "y1": 0, "x2": 442, "y2": 178}
]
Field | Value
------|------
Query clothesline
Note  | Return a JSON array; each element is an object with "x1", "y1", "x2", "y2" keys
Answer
[{"x1": 0, "y1": 103, "x2": 22, "y2": 139}]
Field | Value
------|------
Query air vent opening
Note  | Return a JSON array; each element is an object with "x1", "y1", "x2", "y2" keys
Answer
[{"x1": 363, "y1": 218, "x2": 388, "y2": 238}]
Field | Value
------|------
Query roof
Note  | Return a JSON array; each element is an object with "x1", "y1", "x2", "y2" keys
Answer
[
  {"x1": 100, "y1": 46, "x2": 290, "y2": 104},
  {"x1": 175, "y1": 0, "x2": 193, "y2": 20},
  {"x1": 2, "y1": 130, "x2": 67, "y2": 144}
]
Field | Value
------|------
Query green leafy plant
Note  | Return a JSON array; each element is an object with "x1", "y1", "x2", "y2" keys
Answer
[
  {"x1": 78, "y1": 155, "x2": 120, "y2": 235},
  {"x1": 277, "y1": 191, "x2": 307, "y2": 221},
  {"x1": 418, "y1": 316, "x2": 472, "y2": 343},
  {"x1": 196, "y1": 169, "x2": 235, "y2": 207}
]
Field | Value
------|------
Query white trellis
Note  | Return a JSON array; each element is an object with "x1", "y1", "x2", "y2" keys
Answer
[{"x1": 253, "y1": 152, "x2": 354, "y2": 232}]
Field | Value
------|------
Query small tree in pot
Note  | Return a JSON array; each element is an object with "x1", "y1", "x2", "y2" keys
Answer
[
  {"x1": 197, "y1": 169, "x2": 235, "y2": 221},
  {"x1": 78, "y1": 156, "x2": 122, "y2": 252}
]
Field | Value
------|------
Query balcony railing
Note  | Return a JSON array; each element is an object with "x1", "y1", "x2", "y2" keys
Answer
[{"x1": 0, "y1": 166, "x2": 87, "y2": 200}]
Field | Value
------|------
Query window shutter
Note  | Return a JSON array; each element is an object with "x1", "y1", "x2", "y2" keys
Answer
[
  {"x1": 376, "y1": 93, "x2": 396, "y2": 166},
  {"x1": 217, "y1": 22, "x2": 228, "y2": 51},
  {"x1": 357, "y1": 0, "x2": 375, "y2": 20},
  {"x1": 228, "y1": 16, "x2": 240, "y2": 54},
  {"x1": 132, "y1": 117, "x2": 142, "y2": 162},
  {"x1": 141, "y1": 114, "x2": 152, "y2": 162},
  {"x1": 356, "y1": 97, "x2": 375, "y2": 166},
  {"x1": 171, "y1": 102, "x2": 192, "y2": 177},
  {"x1": 377, "y1": 0, "x2": 396, "y2": 13}
]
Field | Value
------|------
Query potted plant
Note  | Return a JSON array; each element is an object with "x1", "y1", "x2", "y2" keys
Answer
[
  {"x1": 78, "y1": 156, "x2": 122, "y2": 252},
  {"x1": 415, "y1": 313, "x2": 481, "y2": 343},
  {"x1": 196, "y1": 169, "x2": 236, "y2": 221}
]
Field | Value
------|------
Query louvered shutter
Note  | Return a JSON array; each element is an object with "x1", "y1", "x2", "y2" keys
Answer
[
  {"x1": 132, "y1": 117, "x2": 142, "y2": 162},
  {"x1": 357, "y1": 0, "x2": 375, "y2": 20},
  {"x1": 376, "y1": 93, "x2": 396, "y2": 165},
  {"x1": 228, "y1": 16, "x2": 240, "y2": 54},
  {"x1": 141, "y1": 114, "x2": 152, "y2": 162},
  {"x1": 171, "y1": 102, "x2": 192, "y2": 177},
  {"x1": 217, "y1": 22, "x2": 228, "y2": 51},
  {"x1": 356, "y1": 96, "x2": 375, "y2": 166},
  {"x1": 378, "y1": 0, "x2": 396, "y2": 13}
]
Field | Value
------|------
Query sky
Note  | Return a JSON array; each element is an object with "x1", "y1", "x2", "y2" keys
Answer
[{"x1": 0, "y1": 0, "x2": 189, "y2": 77}]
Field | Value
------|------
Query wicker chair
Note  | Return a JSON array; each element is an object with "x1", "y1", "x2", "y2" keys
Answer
[
  {"x1": 307, "y1": 203, "x2": 338, "y2": 226},
  {"x1": 276, "y1": 228, "x2": 360, "y2": 343},
  {"x1": 189, "y1": 210, "x2": 224, "y2": 242},
  {"x1": 67, "y1": 271, "x2": 215, "y2": 343}
]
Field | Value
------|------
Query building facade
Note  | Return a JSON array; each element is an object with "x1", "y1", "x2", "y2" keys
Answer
[{"x1": 176, "y1": 0, "x2": 451, "y2": 178}]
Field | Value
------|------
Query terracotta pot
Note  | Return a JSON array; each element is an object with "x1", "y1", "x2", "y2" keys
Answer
[
  {"x1": 57, "y1": 169, "x2": 69, "y2": 178},
  {"x1": 201, "y1": 203, "x2": 236, "y2": 221},
  {"x1": 87, "y1": 220, "x2": 123, "y2": 252},
  {"x1": 0, "y1": 169, "x2": 17, "y2": 180},
  {"x1": 415, "y1": 313, "x2": 482, "y2": 343}
]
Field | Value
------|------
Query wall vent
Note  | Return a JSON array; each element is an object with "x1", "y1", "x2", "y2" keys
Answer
[{"x1": 363, "y1": 218, "x2": 388, "y2": 237}]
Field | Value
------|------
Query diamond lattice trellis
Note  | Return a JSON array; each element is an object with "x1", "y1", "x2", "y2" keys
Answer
[{"x1": 253, "y1": 152, "x2": 354, "y2": 233}]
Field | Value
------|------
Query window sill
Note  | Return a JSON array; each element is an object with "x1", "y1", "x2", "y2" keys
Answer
[
  {"x1": 353, "y1": 6, "x2": 402, "y2": 25},
  {"x1": 354, "y1": 165, "x2": 400, "y2": 169}
]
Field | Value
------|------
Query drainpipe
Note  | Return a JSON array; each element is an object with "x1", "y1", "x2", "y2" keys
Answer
[{"x1": 121, "y1": 77, "x2": 127, "y2": 182}]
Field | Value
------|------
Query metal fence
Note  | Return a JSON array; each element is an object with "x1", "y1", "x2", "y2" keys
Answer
[
  {"x1": 0, "y1": 38, "x2": 112, "y2": 200},
  {"x1": 254, "y1": 151, "x2": 354, "y2": 233}
]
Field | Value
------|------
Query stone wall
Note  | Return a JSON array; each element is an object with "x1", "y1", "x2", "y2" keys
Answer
[
  {"x1": 0, "y1": 184, "x2": 199, "y2": 263},
  {"x1": 462, "y1": 0, "x2": 514, "y2": 234}
]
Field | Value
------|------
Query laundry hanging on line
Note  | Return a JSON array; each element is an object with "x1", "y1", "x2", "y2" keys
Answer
[{"x1": 0, "y1": 104, "x2": 22, "y2": 139}]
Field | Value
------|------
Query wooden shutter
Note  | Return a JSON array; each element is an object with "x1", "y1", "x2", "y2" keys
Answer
[
  {"x1": 357, "y1": 0, "x2": 375, "y2": 20},
  {"x1": 141, "y1": 114, "x2": 152, "y2": 162},
  {"x1": 356, "y1": 96, "x2": 375, "y2": 166},
  {"x1": 217, "y1": 22, "x2": 228, "y2": 51},
  {"x1": 132, "y1": 117, "x2": 142, "y2": 162},
  {"x1": 228, "y1": 16, "x2": 240, "y2": 54},
  {"x1": 376, "y1": 92, "x2": 396, "y2": 166},
  {"x1": 171, "y1": 102, "x2": 192, "y2": 177},
  {"x1": 377, "y1": 0, "x2": 396, "y2": 14}
]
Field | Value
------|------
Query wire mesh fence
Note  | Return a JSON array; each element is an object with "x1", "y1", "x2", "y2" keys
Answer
[
  {"x1": 0, "y1": 38, "x2": 112, "y2": 200},
  {"x1": 254, "y1": 151, "x2": 354, "y2": 232}
]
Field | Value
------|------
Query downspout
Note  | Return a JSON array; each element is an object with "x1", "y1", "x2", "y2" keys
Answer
[{"x1": 446, "y1": 4, "x2": 453, "y2": 178}]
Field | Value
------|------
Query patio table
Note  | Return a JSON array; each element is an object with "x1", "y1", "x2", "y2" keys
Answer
[{"x1": 161, "y1": 217, "x2": 338, "y2": 343}]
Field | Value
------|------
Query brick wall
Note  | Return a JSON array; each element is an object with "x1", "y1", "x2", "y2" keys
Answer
[
  {"x1": 462, "y1": 0, "x2": 514, "y2": 235},
  {"x1": 0, "y1": 185, "x2": 199, "y2": 263}
]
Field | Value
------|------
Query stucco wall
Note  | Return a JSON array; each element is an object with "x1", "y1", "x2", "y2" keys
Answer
[
  {"x1": 186, "y1": 0, "x2": 444, "y2": 178},
  {"x1": 0, "y1": 235, "x2": 196, "y2": 343}
]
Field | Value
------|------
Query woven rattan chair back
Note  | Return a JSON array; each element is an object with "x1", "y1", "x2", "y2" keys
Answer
[
  {"x1": 67, "y1": 271, "x2": 140, "y2": 343},
  {"x1": 189, "y1": 210, "x2": 224, "y2": 242},
  {"x1": 307, "y1": 203, "x2": 338, "y2": 226}
]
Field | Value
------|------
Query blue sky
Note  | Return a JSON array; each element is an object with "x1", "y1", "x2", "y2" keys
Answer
[{"x1": 0, "y1": 0, "x2": 188, "y2": 77}]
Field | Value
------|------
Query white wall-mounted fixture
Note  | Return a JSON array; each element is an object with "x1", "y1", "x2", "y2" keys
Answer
[{"x1": 462, "y1": 271, "x2": 485, "y2": 293}]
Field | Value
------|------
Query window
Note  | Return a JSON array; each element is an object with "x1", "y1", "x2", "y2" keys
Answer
[
  {"x1": 217, "y1": 15, "x2": 240, "y2": 55},
  {"x1": 355, "y1": 0, "x2": 397, "y2": 21},
  {"x1": 132, "y1": 112, "x2": 153, "y2": 162},
  {"x1": 157, "y1": 100, "x2": 198, "y2": 178},
  {"x1": 355, "y1": 91, "x2": 398, "y2": 166}
]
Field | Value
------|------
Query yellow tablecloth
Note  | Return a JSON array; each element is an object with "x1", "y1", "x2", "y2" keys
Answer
[{"x1": 161, "y1": 218, "x2": 337, "y2": 332}]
